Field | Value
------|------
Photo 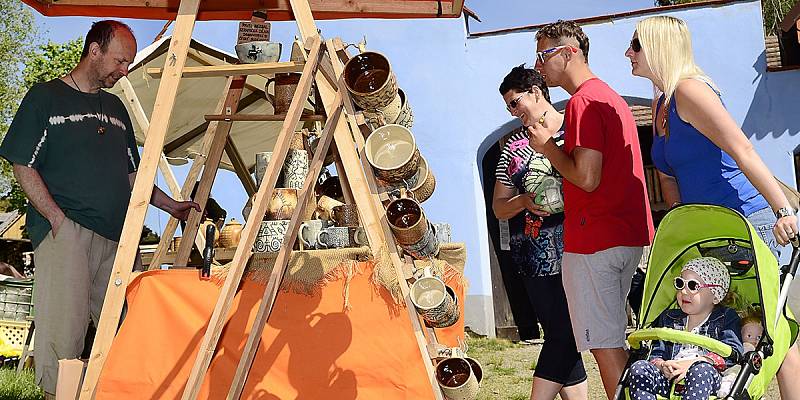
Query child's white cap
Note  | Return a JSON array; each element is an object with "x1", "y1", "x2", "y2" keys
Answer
[{"x1": 682, "y1": 257, "x2": 730, "y2": 303}]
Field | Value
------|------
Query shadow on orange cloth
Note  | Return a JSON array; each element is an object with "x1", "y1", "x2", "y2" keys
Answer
[{"x1": 96, "y1": 262, "x2": 464, "y2": 399}]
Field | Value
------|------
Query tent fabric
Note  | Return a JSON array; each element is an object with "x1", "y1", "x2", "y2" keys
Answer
[
  {"x1": 108, "y1": 37, "x2": 307, "y2": 173},
  {"x1": 22, "y1": 1, "x2": 463, "y2": 21},
  {"x1": 95, "y1": 266, "x2": 465, "y2": 399}
]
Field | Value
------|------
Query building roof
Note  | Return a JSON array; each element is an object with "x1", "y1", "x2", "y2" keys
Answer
[
  {"x1": 0, "y1": 211, "x2": 22, "y2": 238},
  {"x1": 21, "y1": 0, "x2": 464, "y2": 21},
  {"x1": 469, "y1": 0, "x2": 736, "y2": 37}
]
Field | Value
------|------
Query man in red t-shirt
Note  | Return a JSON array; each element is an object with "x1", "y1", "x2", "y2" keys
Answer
[{"x1": 525, "y1": 20, "x2": 654, "y2": 399}]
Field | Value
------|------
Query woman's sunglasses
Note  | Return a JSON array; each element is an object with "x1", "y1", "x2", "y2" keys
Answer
[
  {"x1": 630, "y1": 38, "x2": 641, "y2": 53},
  {"x1": 673, "y1": 276, "x2": 720, "y2": 293},
  {"x1": 506, "y1": 91, "x2": 530, "y2": 111}
]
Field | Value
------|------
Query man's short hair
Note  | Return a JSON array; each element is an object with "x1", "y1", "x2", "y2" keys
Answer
[
  {"x1": 498, "y1": 64, "x2": 551, "y2": 104},
  {"x1": 535, "y1": 20, "x2": 590, "y2": 62},
  {"x1": 81, "y1": 20, "x2": 134, "y2": 59}
]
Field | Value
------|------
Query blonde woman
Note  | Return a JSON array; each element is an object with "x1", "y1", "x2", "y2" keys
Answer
[{"x1": 625, "y1": 15, "x2": 800, "y2": 397}]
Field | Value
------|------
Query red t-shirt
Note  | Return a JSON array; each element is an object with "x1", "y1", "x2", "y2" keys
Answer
[{"x1": 562, "y1": 78, "x2": 654, "y2": 253}]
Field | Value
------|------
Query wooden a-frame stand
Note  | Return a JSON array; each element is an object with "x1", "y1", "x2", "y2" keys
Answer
[{"x1": 78, "y1": 0, "x2": 449, "y2": 398}]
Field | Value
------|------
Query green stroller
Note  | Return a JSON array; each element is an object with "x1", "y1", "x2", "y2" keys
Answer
[{"x1": 613, "y1": 204, "x2": 799, "y2": 400}]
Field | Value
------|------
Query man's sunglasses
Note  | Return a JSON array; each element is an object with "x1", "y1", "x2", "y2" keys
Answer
[
  {"x1": 630, "y1": 38, "x2": 641, "y2": 53},
  {"x1": 673, "y1": 276, "x2": 720, "y2": 293},
  {"x1": 536, "y1": 45, "x2": 571, "y2": 64},
  {"x1": 506, "y1": 91, "x2": 530, "y2": 111}
]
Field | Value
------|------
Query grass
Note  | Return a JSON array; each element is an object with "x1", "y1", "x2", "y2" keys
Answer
[
  {"x1": 465, "y1": 336, "x2": 782, "y2": 400},
  {"x1": 0, "y1": 368, "x2": 43, "y2": 400}
]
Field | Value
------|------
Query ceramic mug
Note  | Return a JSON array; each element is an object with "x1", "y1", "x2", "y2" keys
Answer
[
  {"x1": 435, "y1": 357, "x2": 480, "y2": 400},
  {"x1": 409, "y1": 156, "x2": 436, "y2": 203},
  {"x1": 432, "y1": 222, "x2": 452, "y2": 244},
  {"x1": 362, "y1": 91, "x2": 402, "y2": 128},
  {"x1": 316, "y1": 227, "x2": 368, "y2": 249},
  {"x1": 254, "y1": 220, "x2": 290, "y2": 253},
  {"x1": 401, "y1": 224, "x2": 440, "y2": 259},
  {"x1": 255, "y1": 151, "x2": 283, "y2": 188},
  {"x1": 410, "y1": 270, "x2": 459, "y2": 328},
  {"x1": 266, "y1": 73, "x2": 302, "y2": 114},
  {"x1": 282, "y1": 149, "x2": 309, "y2": 190},
  {"x1": 331, "y1": 204, "x2": 359, "y2": 227},
  {"x1": 316, "y1": 195, "x2": 345, "y2": 222},
  {"x1": 386, "y1": 197, "x2": 429, "y2": 245},
  {"x1": 265, "y1": 188, "x2": 298, "y2": 220},
  {"x1": 364, "y1": 124, "x2": 420, "y2": 183},
  {"x1": 394, "y1": 88, "x2": 414, "y2": 129},
  {"x1": 234, "y1": 41, "x2": 281, "y2": 64},
  {"x1": 299, "y1": 219, "x2": 326, "y2": 249},
  {"x1": 343, "y1": 51, "x2": 398, "y2": 110}
]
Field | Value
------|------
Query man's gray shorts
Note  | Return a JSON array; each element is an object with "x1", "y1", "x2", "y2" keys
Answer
[{"x1": 561, "y1": 246, "x2": 643, "y2": 352}]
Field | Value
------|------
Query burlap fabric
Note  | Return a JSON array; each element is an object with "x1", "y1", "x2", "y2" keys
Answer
[{"x1": 212, "y1": 243, "x2": 467, "y2": 308}]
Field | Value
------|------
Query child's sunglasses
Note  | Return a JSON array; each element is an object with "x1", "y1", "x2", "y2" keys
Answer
[{"x1": 673, "y1": 276, "x2": 720, "y2": 293}]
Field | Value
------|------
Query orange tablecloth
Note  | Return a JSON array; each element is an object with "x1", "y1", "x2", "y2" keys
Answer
[{"x1": 96, "y1": 263, "x2": 464, "y2": 399}]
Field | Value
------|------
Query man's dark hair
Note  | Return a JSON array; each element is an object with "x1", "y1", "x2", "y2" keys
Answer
[
  {"x1": 499, "y1": 64, "x2": 551, "y2": 103},
  {"x1": 81, "y1": 20, "x2": 134, "y2": 59},
  {"x1": 535, "y1": 20, "x2": 590, "y2": 62}
]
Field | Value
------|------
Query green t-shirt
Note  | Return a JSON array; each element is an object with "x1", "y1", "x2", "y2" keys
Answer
[{"x1": 0, "y1": 79, "x2": 140, "y2": 248}]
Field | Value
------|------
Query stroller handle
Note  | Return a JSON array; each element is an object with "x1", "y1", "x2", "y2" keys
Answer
[{"x1": 627, "y1": 328, "x2": 733, "y2": 357}]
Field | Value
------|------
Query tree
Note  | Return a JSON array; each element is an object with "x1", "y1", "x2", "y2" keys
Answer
[
  {"x1": 0, "y1": 0, "x2": 37, "y2": 212},
  {"x1": 656, "y1": 0, "x2": 796, "y2": 34},
  {"x1": 0, "y1": 35, "x2": 83, "y2": 213}
]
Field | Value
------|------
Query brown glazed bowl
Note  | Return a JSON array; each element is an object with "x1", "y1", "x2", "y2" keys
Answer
[{"x1": 343, "y1": 51, "x2": 398, "y2": 110}]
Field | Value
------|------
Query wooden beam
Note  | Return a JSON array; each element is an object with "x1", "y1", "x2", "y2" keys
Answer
[
  {"x1": 173, "y1": 76, "x2": 247, "y2": 268},
  {"x1": 180, "y1": 34, "x2": 324, "y2": 400},
  {"x1": 147, "y1": 61, "x2": 304, "y2": 79},
  {"x1": 78, "y1": 0, "x2": 201, "y2": 398},
  {"x1": 163, "y1": 91, "x2": 263, "y2": 154},
  {"x1": 224, "y1": 135, "x2": 258, "y2": 197},
  {"x1": 204, "y1": 113, "x2": 325, "y2": 122},
  {"x1": 147, "y1": 77, "x2": 237, "y2": 270},
  {"x1": 186, "y1": 49, "x2": 265, "y2": 94},
  {"x1": 118, "y1": 76, "x2": 207, "y2": 259},
  {"x1": 227, "y1": 96, "x2": 343, "y2": 398},
  {"x1": 24, "y1": 0, "x2": 457, "y2": 18}
]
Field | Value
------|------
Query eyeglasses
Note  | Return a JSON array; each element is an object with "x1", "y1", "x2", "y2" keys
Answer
[
  {"x1": 673, "y1": 277, "x2": 721, "y2": 294},
  {"x1": 506, "y1": 92, "x2": 528, "y2": 111},
  {"x1": 630, "y1": 38, "x2": 641, "y2": 53},
  {"x1": 536, "y1": 45, "x2": 570, "y2": 64}
]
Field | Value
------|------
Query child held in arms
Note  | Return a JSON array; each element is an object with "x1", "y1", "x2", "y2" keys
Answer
[{"x1": 627, "y1": 257, "x2": 744, "y2": 400}]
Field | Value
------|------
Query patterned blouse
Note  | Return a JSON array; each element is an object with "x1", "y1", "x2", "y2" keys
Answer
[{"x1": 495, "y1": 127, "x2": 565, "y2": 277}]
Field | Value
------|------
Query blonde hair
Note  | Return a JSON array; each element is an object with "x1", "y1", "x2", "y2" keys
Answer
[{"x1": 635, "y1": 16, "x2": 718, "y2": 107}]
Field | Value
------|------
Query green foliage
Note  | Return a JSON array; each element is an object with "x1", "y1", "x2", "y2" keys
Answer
[
  {"x1": 0, "y1": 15, "x2": 82, "y2": 213},
  {"x1": 141, "y1": 225, "x2": 161, "y2": 245},
  {"x1": 0, "y1": 368, "x2": 43, "y2": 400},
  {"x1": 660, "y1": 0, "x2": 797, "y2": 34},
  {"x1": 23, "y1": 39, "x2": 83, "y2": 88}
]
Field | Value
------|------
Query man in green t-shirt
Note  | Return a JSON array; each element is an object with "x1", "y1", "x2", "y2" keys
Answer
[{"x1": 0, "y1": 20, "x2": 199, "y2": 397}]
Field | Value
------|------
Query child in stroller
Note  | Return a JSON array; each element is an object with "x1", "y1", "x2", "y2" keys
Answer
[{"x1": 627, "y1": 257, "x2": 744, "y2": 400}]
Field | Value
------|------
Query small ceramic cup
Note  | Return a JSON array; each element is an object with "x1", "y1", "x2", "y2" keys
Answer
[
  {"x1": 282, "y1": 149, "x2": 309, "y2": 190},
  {"x1": 331, "y1": 204, "x2": 360, "y2": 227},
  {"x1": 254, "y1": 220, "x2": 290, "y2": 253},
  {"x1": 299, "y1": 219, "x2": 326, "y2": 249}
]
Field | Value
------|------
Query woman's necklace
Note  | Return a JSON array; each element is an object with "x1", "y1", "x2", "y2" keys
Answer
[{"x1": 69, "y1": 73, "x2": 106, "y2": 135}]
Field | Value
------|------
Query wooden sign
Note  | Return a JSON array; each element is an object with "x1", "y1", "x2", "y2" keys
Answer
[{"x1": 237, "y1": 22, "x2": 270, "y2": 44}]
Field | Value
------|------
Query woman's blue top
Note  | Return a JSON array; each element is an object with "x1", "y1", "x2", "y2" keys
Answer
[{"x1": 651, "y1": 91, "x2": 768, "y2": 217}]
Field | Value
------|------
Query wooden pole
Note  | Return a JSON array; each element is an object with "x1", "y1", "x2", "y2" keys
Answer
[
  {"x1": 180, "y1": 35, "x2": 324, "y2": 400},
  {"x1": 147, "y1": 77, "x2": 236, "y2": 270},
  {"x1": 78, "y1": 0, "x2": 201, "y2": 397},
  {"x1": 227, "y1": 96, "x2": 343, "y2": 398},
  {"x1": 173, "y1": 76, "x2": 247, "y2": 268},
  {"x1": 117, "y1": 76, "x2": 207, "y2": 256}
]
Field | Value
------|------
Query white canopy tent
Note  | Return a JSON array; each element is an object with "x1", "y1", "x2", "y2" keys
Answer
[{"x1": 109, "y1": 36, "x2": 315, "y2": 175}]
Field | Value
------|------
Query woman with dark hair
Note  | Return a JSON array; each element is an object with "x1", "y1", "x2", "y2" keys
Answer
[{"x1": 494, "y1": 65, "x2": 587, "y2": 400}]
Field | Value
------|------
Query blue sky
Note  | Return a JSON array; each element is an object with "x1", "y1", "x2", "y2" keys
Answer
[{"x1": 28, "y1": 0, "x2": 654, "y2": 235}]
